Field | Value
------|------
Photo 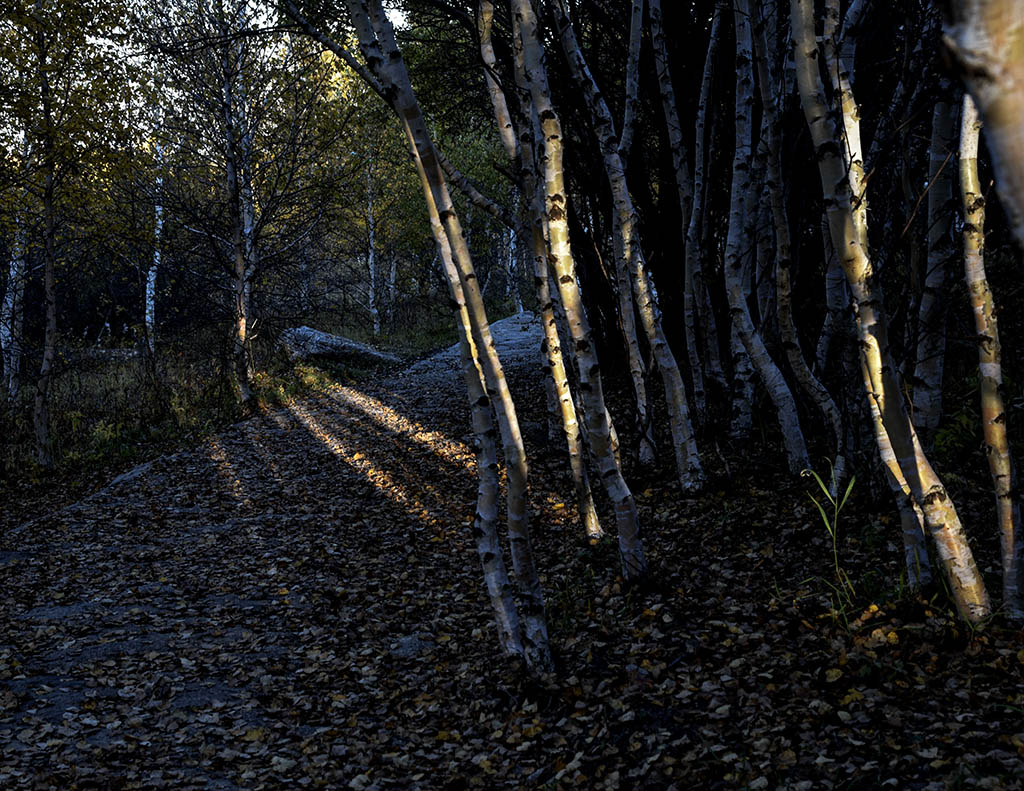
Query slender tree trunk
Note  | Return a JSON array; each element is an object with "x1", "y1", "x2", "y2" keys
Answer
[
  {"x1": 554, "y1": 0, "x2": 703, "y2": 490},
  {"x1": 478, "y1": 0, "x2": 601, "y2": 539},
  {"x1": 912, "y1": 81, "x2": 959, "y2": 449},
  {"x1": 726, "y1": 2, "x2": 809, "y2": 475},
  {"x1": 2, "y1": 220, "x2": 27, "y2": 404},
  {"x1": 961, "y1": 94, "x2": 1024, "y2": 620},
  {"x1": 753, "y1": 3, "x2": 846, "y2": 485},
  {"x1": 652, "y1": 0, "x2": 724, "y2": 423},
  {"x1": 432, "y1": 193, "x2": 525, "y2": 656},
  {"x1": 146, "y1": 140, "x2": 164, "y2": 355},
  {"x1": 345, "y1": 0, "x2": 552, "y2": 669},
  {"x1": 32, "y1": 23, "x2": 56, "y2": 469},
  {"x1": 217, "y1": 10, "x2": 254, "y2": 404},
  {"x1": 617, "y1": 0, "x2": 643, "y2": 164},
  {"x1": 792, "y1": 0, "x2": 990, "y2": 622},
  {"x1": 944, "y1": 0, "x2": 1024, "y2": 248},
  {"x1": 366, "y1": 156, "x2": 380, "y2": 336},
  {"x1": 512, "y1": 0, "x2": 646, "y2": 579}
]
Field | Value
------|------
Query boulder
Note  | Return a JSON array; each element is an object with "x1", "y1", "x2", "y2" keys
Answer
[{"x1": 279, "y1": 326, "x2": 402, "y2": 366}]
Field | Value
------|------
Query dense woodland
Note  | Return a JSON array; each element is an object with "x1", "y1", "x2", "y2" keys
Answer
[{"x1": 3, "y1": 0, "x2": 1024, "y2": 787}]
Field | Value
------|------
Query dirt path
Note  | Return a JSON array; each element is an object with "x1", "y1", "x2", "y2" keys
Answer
[
  {"x1": 0, "y1": 313, "x2": 550, "y2": 790},
  {"x1": 2, "y1": 311, "x2": 1022, "y2": 790}
]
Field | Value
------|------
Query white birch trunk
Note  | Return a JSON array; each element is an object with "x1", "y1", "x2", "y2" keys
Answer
[
  {"x1": 792, "y1": 0, "x2": 991, "y2": 622},
  {"x1": 479, "y1": 0, "x2": 602, "y2": 539},
  {"x1": 961, "y1": 94, "x2": 1024, "y2": 620},
  {"x1": 753, "y1": 3, "x2": 846, "y2": 486},
  {"x1": 346, "y1": 0, "x2": 552, "y2": 670},
  {"x1": 945, "y1": 0, "x2": 1024, "y2": 249},
  {"x1": 512, "y1": 0, "x2": 647, "y2": 579},
  {"x1": 554, "y1": 0, "x2": 703, "y2": 489},
  {"x1": 726, "y1": 1, "x2": 809, "y2": 475}
]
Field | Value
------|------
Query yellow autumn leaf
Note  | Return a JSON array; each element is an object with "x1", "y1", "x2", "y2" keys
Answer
[{"x1": 826, "y1": 668, "x2": 843, "y2": 682}]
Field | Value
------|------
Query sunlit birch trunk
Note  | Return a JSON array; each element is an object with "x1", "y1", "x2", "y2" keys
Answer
[
  {"x1": 344, "y1": 0, "x2": 552, "y2": 670},
  {"x1": 726, "y1": 2, "x2": 809, "y2": 475},
  {"x1": 944, "y1": 0, "x2": 1024, "y2": 249},
  {"x1": 792, "y1": 0, "x2": 990, "y2": 621},
  {"x1": 961, "y1": 95, "x2": 1024, "y2": 620},
  {"x1": 752, "y1": 2, "x2": 846, "y2": 485},
  {"x1": 554, "y1": 0, "x2": 702, "y2": 490},
  {"x1": 512, "y1": 0, "x2": 647, "y2": 579},
  {"x1": 477, "y1": 0, "x2": 602, "y2": 539},
  {"x1": 912, "y1": 82, "x2": 959, "y2": 449}
]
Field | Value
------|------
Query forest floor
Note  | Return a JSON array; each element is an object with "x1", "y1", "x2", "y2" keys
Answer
[{"x1": 2, "y1": 312, "x2": 1023, "y2": 790}]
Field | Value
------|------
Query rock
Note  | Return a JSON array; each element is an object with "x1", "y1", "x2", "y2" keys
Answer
[{"x1": 279, "y1": 326, "x2": 401, "y2": 366}]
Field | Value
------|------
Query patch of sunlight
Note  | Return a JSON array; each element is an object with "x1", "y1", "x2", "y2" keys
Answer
[
  {"x1": 331, "y1": 387, "x2": 474, "y2": 471},
  {"x1": 287, "y1": 402, "x2": 445, "y2": 526}
]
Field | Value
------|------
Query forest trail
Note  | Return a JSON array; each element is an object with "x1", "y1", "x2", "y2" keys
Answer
[{"x1": 2, "y1": 311, "x2": 1023, "y2": 789}]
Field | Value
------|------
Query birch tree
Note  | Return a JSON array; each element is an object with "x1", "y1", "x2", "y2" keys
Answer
[
  {"x1": 552, "y1": 0, "x2": 703, "y2": 490},
  {"x1": 791, "y1": 0, "x2": 990, "y2": 621},
  {"x1": 726, "y1": 1, "x2": 809, "y2": 475},
  {"x1": 511, "y1": 0, "x2": 647, "y2": 578},
  {"x1": 960, "y1": 94, "x2": 1024, "y2": 620},
  {"x1": 944, "y1": 0, "x2": 1024, "y2": 249}
]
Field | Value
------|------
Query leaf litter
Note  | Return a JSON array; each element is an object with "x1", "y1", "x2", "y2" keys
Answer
[{"x1": 2, "y1": 314, "x2": 1023, "y2": 789}]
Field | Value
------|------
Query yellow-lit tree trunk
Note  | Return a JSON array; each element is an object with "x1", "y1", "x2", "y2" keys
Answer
[
  {"x1": 477, "y1": 0, "x2": 602, "y2": 539},
  {"x1": 945, "y1": 0, "x2": 1024, "y2": 249},
  {"x1": 792, "y1": 0, "x2": 990, "y2": 621},
  {"x1": 960, "y1": 94, "x2": 1024, "y2": 620},
  {"x1": 512, "y1": 0, "x2": 647, "y2": 580},
  {"x1": 342, "y1": 0, "x2": 552, "y2": 670}
]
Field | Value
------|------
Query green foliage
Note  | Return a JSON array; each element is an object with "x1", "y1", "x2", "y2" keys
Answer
[{"x1": 803, "y1": 463, "x2": 857, "y2": 612}]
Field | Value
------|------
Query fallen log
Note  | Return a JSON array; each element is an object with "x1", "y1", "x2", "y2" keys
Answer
[{"x1": 279, "y1": 326, "x2": 402, "y2": 366}]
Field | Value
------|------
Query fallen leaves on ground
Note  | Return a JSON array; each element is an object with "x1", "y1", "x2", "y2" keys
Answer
[{"x1": 2, "y1": 347, "x2": 1023, "y2": 790}]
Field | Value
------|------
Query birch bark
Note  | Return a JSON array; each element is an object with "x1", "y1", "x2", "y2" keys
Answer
[
  {"x1": 512, "y1": 0, "x2": 647, "y2": 578},
  {"x1": 553, "y1": 0, "x2": 703, "y2": 490},
  {"x1": 726, "y1": 1, "x2": 809, "y2": 475},
  {"x1": 478, "y1": 0, "x2": 602, "y2": 539},
  {"x1": 960, "y1": 94, "x2": 1024, "y2": 620},
  {"x1": 792, "y1": 0, "x2": 990, "y2": 621},
  {"x1": 944, "y1": 0, "x2": 1024, "y2": 249},
  {"x1": 752, "y1": 1, "x2": 846, "y2": 485},
  {"x1": 344, "y1": 0, "x2": 552, "y2": 669}
]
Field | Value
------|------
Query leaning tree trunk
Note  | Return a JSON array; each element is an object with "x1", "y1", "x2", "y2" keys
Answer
[
  {"x1": 554, "y1": 0, "x2": 703, "y2": 490},
  {"x1": 512, "y1": 0, "x2": 647, "y2": 579},
  {"x1": 944, "y1": 0, "x2": 1024, "y2": 249},
  {"x1": 725, "y1": 2, "x2": 809, "y2": 475},
  {"x1": 478, "y1": 0, "x2": 602, "y2": 539},
  {"x1": 345, "y1": 0, "x2": 553, "y2": 670},
  {"x1": 792, "y1": 0, "x2": 990, "y2": 622},
  {"x1": 960, "y1": 94, "x2": 1024, "y2": 621},
  {"x1": 912, "y1": 81, "x2": 960, "y2": 450}
]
